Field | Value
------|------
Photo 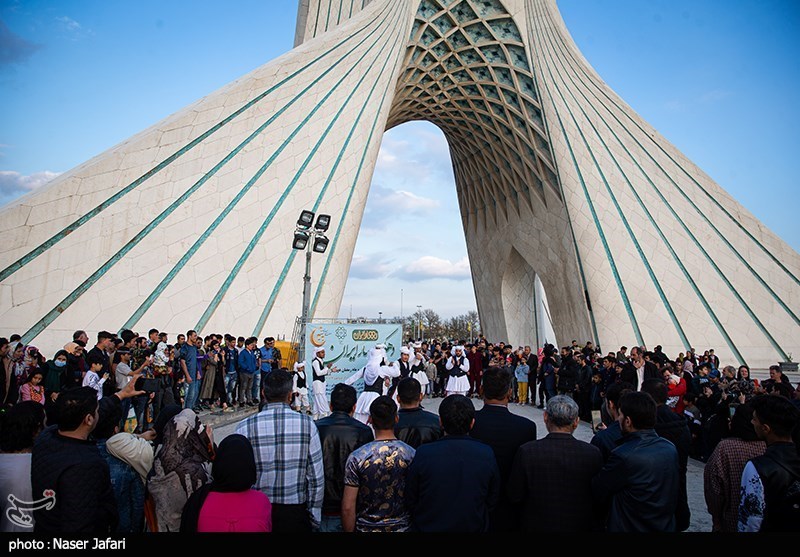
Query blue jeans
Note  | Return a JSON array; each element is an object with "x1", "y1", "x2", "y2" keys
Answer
[
  {"x1": 131, "y1": 395, "x2": 149, "y2": 431},
  {"x1": 252, "y1": 370, "x2": 262, "y2": 402},
  {"x1": 225, "y1": 372, "x2": 238, "y2": 405},
  {"x1": 319, "y1": 515, "x2": 343, "y2": 532},
  {"x1": 184, "y1": 372, "x2": 200, "y2": 410}
]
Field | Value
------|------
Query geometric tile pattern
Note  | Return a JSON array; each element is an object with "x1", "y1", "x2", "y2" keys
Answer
[{"x1": 0, "y1": 0, "x2": 797, "y2": 369}]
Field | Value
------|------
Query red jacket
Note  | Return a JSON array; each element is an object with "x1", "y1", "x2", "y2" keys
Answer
[{"x1": 667, "y1": 377, "x2": 687, "y2": 415}]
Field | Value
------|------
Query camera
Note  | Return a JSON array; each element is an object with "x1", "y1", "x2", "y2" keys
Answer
[{"x1": 134, "y1": 377, "x2": 159, "y2": 393}]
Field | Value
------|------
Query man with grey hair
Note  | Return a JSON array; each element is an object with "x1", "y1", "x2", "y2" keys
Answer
[{"x1": 508, "y1": 395, "x2": 603, "y2": 532}]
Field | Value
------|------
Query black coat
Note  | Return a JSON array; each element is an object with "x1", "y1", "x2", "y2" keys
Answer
[
  {"x1": 395, "y1": 407, "x2": 443, "y2": 449},
  {"x1": 315, "y1": 411, "x2": 374, "y2": 515},
  {"x1": 626, "y1": 360, "x2": 660, "y2": 390},
  {"x1": 557, "y1": 355, "x2": 579, "y2": 393},
  {"x1": 470, "y1": 404, "x2": 537, "y2": 531},
  {"x1": 654, "y1": 405, "x2": 692, "y2": 531},
  {"x1": 32, "y1": 425, "x2": 118, "y2": 533},
  {"x1": 592, "y1": 429, "x2": 679, "y2": 532},
  {"x1": 406, "y1": 435, "x2": 500, "y2": 532},
  {"x1": 508, "y1": 433, "x2": 603, "y2": 532}
]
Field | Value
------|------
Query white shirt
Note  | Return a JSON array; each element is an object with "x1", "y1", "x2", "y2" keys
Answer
[
  {"x1": 115, "y1": 362, "x2": 133, "y2": 390},
  {"x1": 635, "y1": 361, "x2": 645, "y2": 389},
  {"x1": 446, "y1": 354, "x2": 470, "y2": 373},
  {"x1": 82, "y1": 370, "x2": 106, "y2": 400}
]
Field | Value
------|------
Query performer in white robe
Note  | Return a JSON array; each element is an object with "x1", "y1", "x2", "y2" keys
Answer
[
  {"x1": 445, "y1": 345, "x2": 470, "y2": 396},
  {"x1": 409, "y1": 342, "x2": 430, "y2": 394},
  {"x1": 291, "y1": 361, "x2": 310, "y2": 414},
  {"x1": 390, "y1": 347, "x2": 414, "y2": 404},
  {"x1": 311, "y1": 346, "x2": 337, "y2": 420},
  {"x1": 345, "y1": 344, "x2": 400, "y2": 424}
]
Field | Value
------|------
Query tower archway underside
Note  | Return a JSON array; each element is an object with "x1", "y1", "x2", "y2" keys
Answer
[{"x1": 387, "y1": 0, "x2": 560, "y2": 231}]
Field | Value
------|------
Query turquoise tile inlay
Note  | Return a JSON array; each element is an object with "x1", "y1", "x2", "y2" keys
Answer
[
  {"x1": 0, "y1": 3, "x2": 388, "y2": 285},
  {"x1": 538, "y1": 4, "x2": 800, "y2": 290},
  {"x1": 519, "y1": 1, "x2": 604, "y2": 346},
  {"x1": 536, "y1": 0, "x2": 793, "y2": 359},
  {"x1": 541, "y1": 58, "x2": 691, "y2": 351},
  {"x1": 194, "y1": 5, "x2": 406, "y2": 332},
  {"x1": 22, "y1": 0, "x2": 399, "y2": 344},
  {"x1": 253, "y1": 23, "x2": 405, "y2": 336}
]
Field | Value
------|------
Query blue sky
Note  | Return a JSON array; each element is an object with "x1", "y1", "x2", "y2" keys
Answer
[{"x1": 1, "y1": 0, "x2": 798, "y2": 321}]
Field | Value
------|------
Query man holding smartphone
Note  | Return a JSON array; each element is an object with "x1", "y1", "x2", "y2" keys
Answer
[{"x1": 115, "y1": 348, "x2": 152, "y2": 432}]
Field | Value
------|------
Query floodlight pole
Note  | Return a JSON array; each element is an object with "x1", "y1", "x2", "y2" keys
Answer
[{"x1": 298, "y1": 246, "x2": 312, "y2": 363}]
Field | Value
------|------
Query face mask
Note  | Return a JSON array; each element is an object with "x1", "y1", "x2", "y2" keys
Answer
[{"x1": 55, "y1": 360, "x2": 67, "y2": 367}]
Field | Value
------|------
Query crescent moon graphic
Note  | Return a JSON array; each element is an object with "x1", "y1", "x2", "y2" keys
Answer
[{"x1": 310, "y1": 327, "x2": 326, "y2": 347}]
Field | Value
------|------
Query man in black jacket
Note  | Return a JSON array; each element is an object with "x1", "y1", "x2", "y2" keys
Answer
[
  {"x1": 406, "y1": 395, "x2": 500, "y2": 532},
  {"x1": 315, "y1": 383, "x2": 373, "y2": 532},
  {"x1": 592, "y1": 391, "x2": 679, "y2": 532},
  {"x1": 641, "y1": 379, "x2": 692, "y2": 531},
  {"x1": 628, "y1": 346, "x2": 660, "y2": 390},
  {"x1": 395, "y1": 378, "x2": 442, "y2": 448},
  {"x1": 508, "y1": 395, "x2": 602, "y2": 532},
  {"x1": 32, "y1": 378, "x2": 144, "y2": 533},
  {"x1": 557, "y1": 347, "x2": 579, "y2": 397},
  {"x1": 738, "y1": 395, "x2": 800, "y2": 532},
  {"x1": 470, "y1": 367, "x2": 537, "y2": 531}
]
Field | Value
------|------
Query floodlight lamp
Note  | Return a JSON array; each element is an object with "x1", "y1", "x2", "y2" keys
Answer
[
  {"x1": 292, "y1": 230, "x2": 309, "y2": 250},
  {"x1": 314, "y1": 214, "x2": 331, "y2": 232},
  {"x1": 313, "y1": 234, "x2": 329, "y2": 253},
  {"x1": 297, "y1": 210, "x2": 315, "y2": 229}
]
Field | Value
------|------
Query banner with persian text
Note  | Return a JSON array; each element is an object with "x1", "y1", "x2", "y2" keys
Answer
[{"x1": 304, "y1": 323, "x2": 403, "y2": 396}]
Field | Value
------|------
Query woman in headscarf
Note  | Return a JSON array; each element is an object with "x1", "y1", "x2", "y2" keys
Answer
[
  {"x1": 62, "y1": 342, "x2": 86, "y2": 390},
  {"x1": 151, "y1": 404, "x2": 182, "y2": 452},
  {"x1": 6, "y1": 343, "x2": 27, "y2": 405},
  {"x1": 145, "y1": 409, "x2": 213, "y2": 532},
  {"x1": 180, "y1": 434, "x2": 271, "y2": 532},
  {"x1": 43, "y1": 350, "x2": 69, "y2": 402}
]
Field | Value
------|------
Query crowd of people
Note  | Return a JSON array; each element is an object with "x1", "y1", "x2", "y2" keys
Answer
[{"x1": 0, "y1": 328, "x2": 798, "y2": 534}]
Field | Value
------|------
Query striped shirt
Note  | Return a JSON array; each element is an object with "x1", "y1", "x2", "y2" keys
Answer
[{"x1": 235, "y1": 402, "x2": 324, "y2": 524}]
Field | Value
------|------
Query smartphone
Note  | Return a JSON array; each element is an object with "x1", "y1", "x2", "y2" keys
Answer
[
  {"x1": 591, "y1": 410, "x2": 603, "y2": 432},
  {"x1": 135, "y1": 377, "x2": 159, "y2": 393}
]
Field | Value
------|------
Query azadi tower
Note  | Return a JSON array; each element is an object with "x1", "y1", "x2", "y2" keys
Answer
[{"x1": 1, "y1": 0, "x2": 798, "y2": 368}]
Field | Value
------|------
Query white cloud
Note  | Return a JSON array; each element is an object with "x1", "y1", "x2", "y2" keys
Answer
[
  {"x1": 369, "y1": 184, "x2": 439, "y2": 213},
  {"x1": 347, "y1": 254, "x2": 394, "y2": 280},
  {"x1": 393, "y1": 255, "x2": 472, "y2": 282},
  {"x1": 57, "y1": 16, "x2": 82, "y2": 32},
  {"x1": 0, "y1": 170, "x2": 60, "y2": 196}
]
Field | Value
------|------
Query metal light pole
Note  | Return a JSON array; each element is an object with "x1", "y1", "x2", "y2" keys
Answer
[
  {"x1": 292, "y1": 210, "x2": 331, "y2": 363},
  {"x1": 298, "y1": 247, "x2": 312, "y2": 362},
  {"x1": 416, "y1": 305, "x2": 422, "y2": 341}
]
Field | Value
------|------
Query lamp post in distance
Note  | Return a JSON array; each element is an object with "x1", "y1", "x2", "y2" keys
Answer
[
  {"x1": 292, "y1": 210, "x2": 331, "y2": 363},
  {"x1": 416, "y1": 304, "x2": 422, "y2": 341}
]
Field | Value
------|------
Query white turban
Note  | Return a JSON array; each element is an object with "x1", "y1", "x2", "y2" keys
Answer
[
  {"x1": 451, "y1": 345, "x2": 464, "y2": 356},
  {"x1": 375, "y1": 343, "x2": 386, "y2": 350},
  {"x1": 314, "y1": 346, "x2": 326, "y2": 355},
  {"x1": 400, "y1": 347, "x2": 412, "y2": 356},
  {"x1": 294, "y1": 361, "x2": 305, "y2": 371}
]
